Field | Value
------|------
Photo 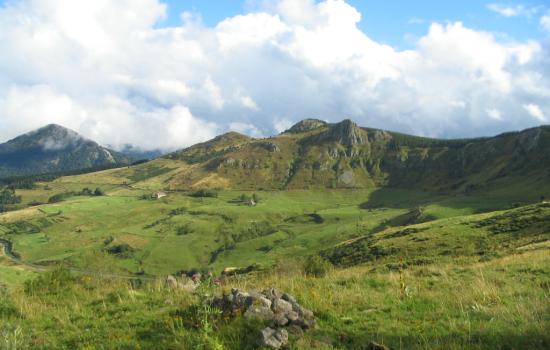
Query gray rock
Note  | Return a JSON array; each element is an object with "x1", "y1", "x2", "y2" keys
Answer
[
  {"x1": 257, "y1": 327, "x2": 289, "y2": 349},
  {"x1": 285, "y1": 310, "x2": 299, "y2": 323},
  {"x1": 272, "y1": 298, "x2": 293, "y2": 314},
  {"x1": 263, "y1": 288, "x2": 283, "y2": 301},
  {"x1": 248, "y1": 291, "x2": 272, "y2": 309},
  {"x1": 272, "y1": 313, "x2": 289, "y2": 327},
  {"x1": 244, "y1": 306, "x2": 274, "y2": 321}
]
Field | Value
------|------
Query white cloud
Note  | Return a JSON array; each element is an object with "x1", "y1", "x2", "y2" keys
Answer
[
  {"x1": 0, "y1": 0, "x2": 549, "y2": 151},
  {"x1": 229, "y1": 122, "x2": 263, "y2": 137},
  {"x1": 273, "y1": 118, "x2": 294, "y2": 133},
  {"x1": 541, "y1": 14, "x2": 550, "y2": 32},
  {"x1": 487, "y1": 108, "x2": 502, "y2": 120},
  {"x1": 523, "y1": 103, "x2": 546, "y2": 121},
  {"x1": 487, "y1": 3, "x2": 539, "y2": 18}
]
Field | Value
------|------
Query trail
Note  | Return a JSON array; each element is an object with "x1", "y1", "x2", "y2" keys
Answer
[{"x1": 0, "y1": 238, "x2": 155, "y2": 281}]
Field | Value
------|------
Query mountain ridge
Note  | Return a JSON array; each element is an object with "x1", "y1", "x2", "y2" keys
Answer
[
  {"x1": 0, "y1": 124, "x2": 133, "y2": 178},
  {"x1": 162, "y1": 119, "x2": 550, "y2": 191}
]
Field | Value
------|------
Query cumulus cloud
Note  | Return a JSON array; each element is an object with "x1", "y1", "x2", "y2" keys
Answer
[
  {"x1": 523, "y1": 103, "x2": 546, "y2": 122},
  {"x1": 0, "y1": 0, "x2": 549, "y2": 151}
]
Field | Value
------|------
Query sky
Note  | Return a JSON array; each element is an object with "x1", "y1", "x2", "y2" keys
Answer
[{"x1": 0, "y1": 0, "x2": 549, "y2": 151}]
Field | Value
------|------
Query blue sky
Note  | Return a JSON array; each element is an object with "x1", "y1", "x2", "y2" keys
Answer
[
  {"x1": 158, "y1": 0, "x2": 549, "y2": 48},
  {"x1": 0, "y1": 0, "x2": 549, "y2": 149}
]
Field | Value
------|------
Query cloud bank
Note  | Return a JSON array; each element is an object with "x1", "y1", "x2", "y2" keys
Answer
[{"x1": 0, "y1": 0, "x2": 549, "y2": 150}]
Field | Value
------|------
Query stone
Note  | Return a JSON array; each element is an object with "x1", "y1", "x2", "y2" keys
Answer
[
  {"x1": 257, "y1": 327, "x2": 289, "y2": 349},
  {"x1": 272, "y1": 298, "x2": 293, "y2": 314},
  {"x1": 285, "y1": 310, "x2": 299, "y2": 323},
  {"x1": 249, "y1": 291, "x2": 272, "y2": 308},
  {"x1": 244, "y1": 306, "x2": 274, "y2": 321},
  {"x1": 263, "y1": 288, "x2": 283, "y2": 301},
  {"x1": 272, "y1": 313, "x2": 289, "y2": 327},
  {"x1": 166, "y1": 275, "x2": 178, "y2": 289}
]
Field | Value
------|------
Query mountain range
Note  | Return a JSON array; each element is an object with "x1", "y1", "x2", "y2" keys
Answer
[
  {"x1": 162, "y1": 118, "x2": 550, "y2": 193},
  {"x1": 1, "y1": 120, "x2": 549, "y2": 196}
]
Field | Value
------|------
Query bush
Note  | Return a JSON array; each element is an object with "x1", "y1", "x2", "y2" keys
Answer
[
  {"x1": 105, "y1": 244, "x2": 135, "y2": 258},
  {"x1": 190, "y1": 189, "x2": 218, "y2": 198},
  {"x1": 176, "y1": 224, "x2": 193, "y2": 235},
  {"x1": 48, "y1": 192, "x2": 72, "y2": 203},
  {"x1": 304, "y1": 255, "x2": 333, "y2": 277}
]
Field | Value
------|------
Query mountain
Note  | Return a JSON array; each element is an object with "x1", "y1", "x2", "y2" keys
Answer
[
  {"x1": 0, "y1": 124, "x2": 133, "y2": 178},
  {"x1": 162, "y1": 119, "x2": 550, "y2": 192}
]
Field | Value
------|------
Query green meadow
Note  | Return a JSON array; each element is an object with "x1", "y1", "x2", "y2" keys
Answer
[{"x1": 0, "y1": 162, "x2": 549, "y2": 349}]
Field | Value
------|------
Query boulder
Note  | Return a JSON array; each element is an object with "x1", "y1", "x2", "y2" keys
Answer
[
  {"x1": 245, "y1": 306, "x2": 275, "y2": 321},
  {"x1": 166, "y1": 275, "x2": 178, "y2": 289},
  {"x1": 272, "y1": 298, "x2": 293, "y2": 314},
  {"x1": 257, "y1": 327, "x2": 289, "y2": 349}
]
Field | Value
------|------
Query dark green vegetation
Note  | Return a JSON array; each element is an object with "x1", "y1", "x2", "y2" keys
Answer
[
  {"x1": 0, "y1": 188, "x2": 21, "y2": 212},
  {"x1": 0, "y1": 124, "x2": 132, "y2": 178},
  {"x1": 0, "y1": 119, "x2": 549, "y2": 349}
]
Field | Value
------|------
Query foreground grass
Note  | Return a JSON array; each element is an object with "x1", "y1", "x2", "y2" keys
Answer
[{"x1": 1, "y1": 248, "x2": 548, "y2": 350}]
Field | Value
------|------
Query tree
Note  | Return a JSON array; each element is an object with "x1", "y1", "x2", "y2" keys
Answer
[
  {"x1": 94, "y1": 188, "x2": 104, "y2": 196},
  {"x1": 0, "y1": 188, "x2": 21, "y2": 205}
]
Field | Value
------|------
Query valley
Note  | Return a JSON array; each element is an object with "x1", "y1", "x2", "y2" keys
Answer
[{"x1": 0, "y1": 120, "x2": 549, "y2": 349}]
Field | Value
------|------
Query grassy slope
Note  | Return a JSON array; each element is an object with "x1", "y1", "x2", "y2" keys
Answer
[
  {"x1": 0, "y1": 136, "x2": 549, "y2": 348},
  {"x1": 0, "y1": 246, "x2": 547, "y2": 349}
]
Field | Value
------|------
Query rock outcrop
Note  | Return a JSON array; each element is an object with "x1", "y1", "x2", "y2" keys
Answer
[
  {"x1": 284, "y1": 119, "x2": 328, "y2": 134},
  {"x1": 318, "y1": 119, "x2": 368, "y2": 146}
]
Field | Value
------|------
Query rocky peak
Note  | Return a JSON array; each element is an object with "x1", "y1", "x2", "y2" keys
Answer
[
  {"x1": 284, "y1": 119, "x2": 327, "y2": 134},
  {"x1": 321, "y1": 119, "x2": 368, "y2": 146}
]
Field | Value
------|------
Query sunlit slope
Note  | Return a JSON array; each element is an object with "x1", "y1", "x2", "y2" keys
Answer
[{"x1": 2, "y1": 186, "x2": 548, "y2": 275}]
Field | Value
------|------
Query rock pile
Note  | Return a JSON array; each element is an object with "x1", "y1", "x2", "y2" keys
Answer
[{"x1": 214, "y1": 288, "x2": 316, "y2": 349}]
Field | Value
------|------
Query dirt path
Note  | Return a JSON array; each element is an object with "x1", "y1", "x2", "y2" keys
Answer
[{"x1": 0, "y1": 238, "x2": 156, "y2": 281}]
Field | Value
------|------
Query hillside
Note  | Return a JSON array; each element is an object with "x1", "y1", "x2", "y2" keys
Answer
[
  {"x1": 0, "y1": 124, "x2": 133, "y2": 178},
  {"x1": 159, "y1": 119, "x2": 550, "y2": 193},
  {"x1": 0, "y1": 120, "x2": 549, "y2": 349}
]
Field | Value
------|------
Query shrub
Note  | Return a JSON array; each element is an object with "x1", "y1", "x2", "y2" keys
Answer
[
  {"x1": 105, "y1": 244, "x2": 135, "y2": 258},
  {"x1": 304, "y1": 255, "x2": 333, "y2": 277},
  {"x1": 176, "y1": 224, "x2": 193, "y2": 236},
  {"x1": 48, "y1": 192, "x2": 72, "y2": 203},
  {"x1": 190, "y1": 189, "x2": 218, "y2": 198}
]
